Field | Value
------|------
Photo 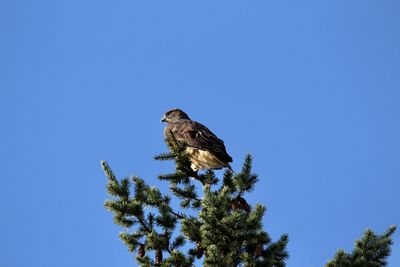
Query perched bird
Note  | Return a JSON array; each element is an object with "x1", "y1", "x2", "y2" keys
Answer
[{"x1": 161, "y1": 109, "x2": 233, "y2": 172}]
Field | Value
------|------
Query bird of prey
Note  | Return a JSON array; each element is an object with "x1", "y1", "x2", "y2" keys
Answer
[{"x1": 161, "y1": 109, "x2": 233, "y2": 172}]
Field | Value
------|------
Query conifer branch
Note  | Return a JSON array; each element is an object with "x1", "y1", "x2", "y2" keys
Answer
[
  {"x1": 101, "y1": 139, "x2": 396, "y2": 266},
  {"x1": 326, "y1": 226, "x2": 397, "y2": 267}
]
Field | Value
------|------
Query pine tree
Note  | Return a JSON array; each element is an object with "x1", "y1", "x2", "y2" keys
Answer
[
  {"x1": 101, "y1": 139, "x2": 396, "y2": 266},
  {"x1": 101, "y1": 139, "x2": 288, "y2": 266},
  {"x1": 326, "y1": 226, "x2": 396, "y2": 267}
]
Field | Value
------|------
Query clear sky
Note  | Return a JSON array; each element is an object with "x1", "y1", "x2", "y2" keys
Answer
[{"x1": 1, "y1": 1, "x2": 399, "y2": 266}]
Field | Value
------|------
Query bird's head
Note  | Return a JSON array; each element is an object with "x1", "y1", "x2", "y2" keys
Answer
[{"x1": 161, "y1": 109, "x2": 190, "y2": 123}]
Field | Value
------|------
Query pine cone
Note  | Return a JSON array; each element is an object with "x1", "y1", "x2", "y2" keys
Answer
[
  {"x1": 232, "y1": 197, "x2": 251, "y2": 212},
  {"x1": 255, "y1": 244, "x2": 263, "y2": 256},
  {"x1": 155, "y1": 249, "x2": 163, "y2": 264},
  {"x1": 231, "y1": 198, "x2": 240, "y2": 210},
  {"x1": 196, "y1": 243, "x2": 204, "y2": 259},
  {"x1": 237, "y1": 196, "x2": 251, "y2": 212},
  {"x1": 138, "y1": 244, "x2": 145, "y2": 258}
]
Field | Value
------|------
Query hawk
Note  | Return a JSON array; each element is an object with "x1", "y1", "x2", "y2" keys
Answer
[{"x1": 161, "y1": 109, "x2": 233, "y2": 172}]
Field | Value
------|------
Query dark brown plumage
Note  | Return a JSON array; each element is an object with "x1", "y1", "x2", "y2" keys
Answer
[{"x1": 161, "y1": 109, "x2": 233, "y2": 171}]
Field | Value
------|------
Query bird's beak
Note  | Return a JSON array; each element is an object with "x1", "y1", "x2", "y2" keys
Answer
[{"x1": 160, "y1": 115, "x2": 166, "y2": 122}]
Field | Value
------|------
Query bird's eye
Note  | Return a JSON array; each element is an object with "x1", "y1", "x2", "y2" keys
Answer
[{"x1": 188, "y1": 131, "x2": 198, "y2": 139}]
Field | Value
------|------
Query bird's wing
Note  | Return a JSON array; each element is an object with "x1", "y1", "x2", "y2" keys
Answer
[{"x1": 165, "y1": 120, "x2": 232, "y2": 163}]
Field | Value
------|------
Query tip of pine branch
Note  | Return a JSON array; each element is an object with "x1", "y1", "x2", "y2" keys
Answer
[
  {"x1": 387, "y1": 225, "x2": 397, "y2": 235},
  {"x1": 100, "y1": 160, "x2": 108, "y2": 169}
]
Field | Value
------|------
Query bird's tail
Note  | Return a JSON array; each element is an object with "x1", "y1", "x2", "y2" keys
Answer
[{"x1": 226, "y1": 163, "x2": 234, "y2": 173}]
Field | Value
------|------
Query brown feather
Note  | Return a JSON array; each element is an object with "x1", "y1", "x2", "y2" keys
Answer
[{"x1": 162, "y1": 109, "x2": 232, "y2": 171}]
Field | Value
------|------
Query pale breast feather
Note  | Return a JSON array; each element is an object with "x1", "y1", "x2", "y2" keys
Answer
[{"x1": 185, "y1": 147, "x2": 227, "y2": 171}]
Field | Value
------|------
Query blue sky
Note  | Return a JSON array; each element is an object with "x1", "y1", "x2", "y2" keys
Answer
[{"x1": 1, "y1": 1, "x2": 399, "y2": 266}]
